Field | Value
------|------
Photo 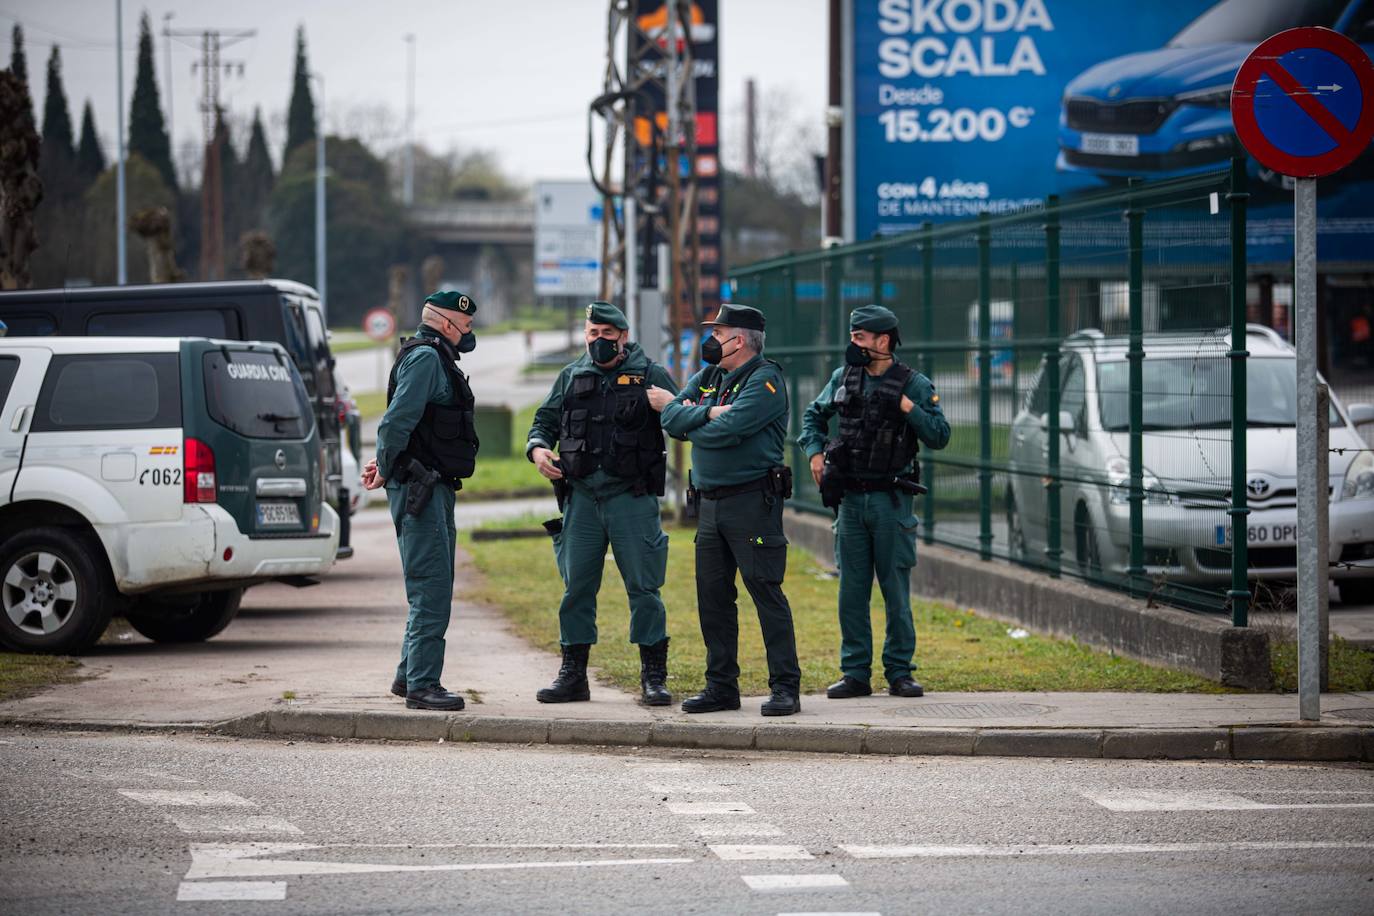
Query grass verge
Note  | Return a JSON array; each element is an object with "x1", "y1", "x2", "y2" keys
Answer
[
  {"x1": 465, "y1": 519, "x2": 1229, "y2": 696},
  {"x1": 0, "y1": 652, "x2": 82, "y2": 702}
]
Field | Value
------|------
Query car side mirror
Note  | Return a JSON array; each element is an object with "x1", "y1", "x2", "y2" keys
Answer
[
  {"x1": 1348, "y1": 403, "x2": 1374, "y2": 426},
  {"x1": 1059, "y1": 410, "x2": 1078, "y2": 436}
]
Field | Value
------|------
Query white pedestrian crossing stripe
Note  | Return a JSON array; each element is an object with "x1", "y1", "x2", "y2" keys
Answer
[
  {"x1": 1084, "y1": 790, "x2": 1374, "y2": 812},
  {"x1": 176, "y1": 881, "x2": 286, "y2": 901},
  {"x1": 841, "y1": 841, "x2": 1374, "y2": 859},
  {"x1": 119, "y1": 790, "x2": 256, "y2": 808},
  {"x1": 693, "y1": 824, "x2": 785, "y2": 837},
  {"x1": 743, "y1": 875, "x2": 850, "y2": 892},
  {"x1": 710, "y1": 844, "x2": 814, "y2": 861}
]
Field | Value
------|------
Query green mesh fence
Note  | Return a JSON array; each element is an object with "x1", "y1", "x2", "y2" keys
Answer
[{"x1": 730, "y1": 162, "x2": 1254, "y2": 619}]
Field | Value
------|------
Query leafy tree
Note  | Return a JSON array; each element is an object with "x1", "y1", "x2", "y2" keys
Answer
[
  {"x1": 83, "y1": 152, "x2": 175, "y2": 284},
  {"x1": 721, "y1": 170, "x2": 819, "y2": 267},
  {"x1": 76, "y1": 100, "x2": 105, "y2": 184},
  {"x1": 40, "y1": 46, "x2": 74, "y2": 161},
  {"x1": 398, "y1": 143, "x2": 525, "y2": 203},
  {"x1": 9, "y1": 24, "x2": 31, "y2": 122},
  {"x1": 0, "y1": 69, "x2": 43, "y2": 288},
  {"x1": 269, "y1": 136, "x2": 400, "y2": 324},
  {"x1": 283, "y1": 26, "x2": 316, "y2": 162},
  {"x1": 128, "y1": 12, "x2": 175, "y2": 190}
]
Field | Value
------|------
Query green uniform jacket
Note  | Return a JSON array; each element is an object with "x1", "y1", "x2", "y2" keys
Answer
[
  {"x1": 376, "y1": 326, "x2": 458, "y2": 483},
  {"x1": 661, "y1": 354, "x2": 789, "y2": 490},
  {"x1": 525, "y1": 342, "x2": 678, "y2": 500},
  {"x1": 797, "y1": 363, "x2": 951, "y2": 475}
]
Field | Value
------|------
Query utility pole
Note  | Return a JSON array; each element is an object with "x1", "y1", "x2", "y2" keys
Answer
[
  {"x1": 168, "y1": 26, "x2": 253, "y2": 280},
  {"x1": 824, "y1": 0, "x2": 843, "y2": 245},
  {"x1": 745, "y1": 77, "x2": 757, "y2": 179},
  {"x1": 312, "y1": 72, "x2": 327, "y2": 321},
  {"x1": 116, "y1": 0, "x2": 126, "y2": 284},
  {"x1": 403, "y1": 34, "x2": 415, "y2": 206}
]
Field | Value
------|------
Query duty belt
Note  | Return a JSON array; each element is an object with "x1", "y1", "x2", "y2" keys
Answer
[
  {"x1": 842, "y1": 476, "x2": 901, "y2": 493},
  {"x1": 698, "y1": 474, "x2": 770, "y2": 501}
]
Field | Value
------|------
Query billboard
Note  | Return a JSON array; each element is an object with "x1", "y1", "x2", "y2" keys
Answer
[
  {"x1": 534, "y1": 181, "x2": 603, "y2": 298},
  {"x1": 845, "y1": 0, "x2": 1374, "y2": 262}
]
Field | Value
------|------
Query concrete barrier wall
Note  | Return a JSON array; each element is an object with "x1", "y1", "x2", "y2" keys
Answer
[{"x1": 783, "y1": 510, "x2": 1273, "y2": 690}]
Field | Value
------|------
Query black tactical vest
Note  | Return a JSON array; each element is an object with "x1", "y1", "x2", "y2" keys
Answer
[
  {"x1": 829, "y1": 362, "x2": 919, "y2": 475},
  {"x1": 386, "y1": 336, "x2": 479, "y2": 482},
  {"x1": 558, "y1": 367, "x2": 666, "y2": 495}
]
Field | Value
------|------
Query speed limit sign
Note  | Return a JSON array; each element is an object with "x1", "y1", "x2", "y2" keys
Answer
[{"x1": 363, "y1": 307, "x2": 397, "y2": 342}]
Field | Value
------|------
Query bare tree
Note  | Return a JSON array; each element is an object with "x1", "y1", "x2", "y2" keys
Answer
[
  {"x1": 722, "y1": 84, "x2": 822, "y2": 203},
  {"x1": 0, "y1": 70, "x2": 43, "y2": 289},
  {"x1": 238, "y1": 230, "x2": 275, "y2": 279},
  {"x1": 130, "y1": 206, "x2": 184, "y2": 282}
]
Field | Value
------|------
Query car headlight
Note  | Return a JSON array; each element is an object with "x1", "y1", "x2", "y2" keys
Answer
[
  {"x1": 1343, "y1": 450, "x2": 1374, "y2": 500},
  {"x1": 1105, "y1": 455, "x2": 1172, "y2": 506},
  {"x1": 1176, "y1": 84, "x2": 1231, "y2": 108}
]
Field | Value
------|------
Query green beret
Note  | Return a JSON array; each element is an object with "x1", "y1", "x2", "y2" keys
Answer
[
  {"x1": 585, "y1": 300, "x2": 629, "y2": 330},
  {"x1": 850, "y1": 304, "x2": 898, "y2": 333},
  {"x1": 425, "y1": 290, "x2": 477, "y2": 315}
]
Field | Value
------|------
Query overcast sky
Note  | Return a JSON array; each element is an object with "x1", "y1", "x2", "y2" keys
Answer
[{"x1": 2, "y1": 0, "x2": 827, "y2": 184}]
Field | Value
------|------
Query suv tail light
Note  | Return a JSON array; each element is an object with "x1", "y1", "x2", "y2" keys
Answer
[{"x1": 184, "y1": 437, "x2": 217, "y2": 503}]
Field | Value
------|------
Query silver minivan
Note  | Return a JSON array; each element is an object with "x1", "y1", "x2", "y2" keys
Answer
[{"x1": 1006, "y1": 325, "x2": 1374, "y2": 604}]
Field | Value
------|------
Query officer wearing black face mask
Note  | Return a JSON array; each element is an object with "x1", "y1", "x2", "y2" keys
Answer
[
  {"x1": 798, "y1": 305, "x2": 950, "y2": 701},
  {"x1": 524, "y1": 301, "x2": 680, "y2": 706}
]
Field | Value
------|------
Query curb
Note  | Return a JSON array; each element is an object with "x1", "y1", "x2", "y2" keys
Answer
[
  {"x1": 7, "y1": 712, "x2": 1371, "y2": 763},
  {"x1": 196, "y1": 710, "x2": 1374, "y2": 763}
]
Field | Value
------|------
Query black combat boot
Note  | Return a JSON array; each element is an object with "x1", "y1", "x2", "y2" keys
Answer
[
  {"x1": 537, "y1": 643, "x2": 591, "y2": 703},
  {"x1": 639, "y1": 638, "x2": 672, "y2": 706}
]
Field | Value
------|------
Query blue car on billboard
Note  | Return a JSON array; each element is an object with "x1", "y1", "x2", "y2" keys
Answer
[{"x1": 1057, "y1": 0, "x2": 1374, "y2": 183}]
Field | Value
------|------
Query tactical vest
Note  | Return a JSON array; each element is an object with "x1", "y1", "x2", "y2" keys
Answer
[
  {"x1": 829, "y1": 362, "x2": 919, "y2": 475},
  {"x1": 558, "y1": 367, "x2": 666, "y2": 495},
  {"x1": 386, "y1": 336, "x2": 479, "y2": 482}
]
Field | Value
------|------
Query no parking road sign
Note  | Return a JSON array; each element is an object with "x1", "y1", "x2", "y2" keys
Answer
[
  {"x1": 1231, "y1": 27, "x2": 1374, "y2": 178},
  {"x1": 363, "y1": 307, "x2": 397, "y2": 342}
]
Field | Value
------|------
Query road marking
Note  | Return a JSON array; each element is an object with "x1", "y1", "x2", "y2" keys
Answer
[
  {"x1": 710, "y1": 845, "x2": 814, "y2": 861},
  {"x1": 625, "y1": 763, "x2": 701, "y2": 772},
  {"x1": 841, "y1": 841, "x2": 1374, "y2": 859},
  {"x1": 317, "y1": 843, "x2": 681, "y2": 850},
  {"x1": 184, "y1": 843, "x2": 693, "y2": 880},
  {"x1": 647, "y1": 783, "x2": 731, "y2": 794},
  {"x1": 693, "y1": 824, "x2": 785, "y2": 837},
  {"x1": 1085, "y1": 791, "x2": 1374, "y2": 812},
  {"x1": 742, "y1": 875, "x2": 850, "y2": 892},
  {"x1": 776, "y1": 912, "x2": 881, "y2": 916},
  {"x1": 167, "y1": 815, "x2": 303, "y2": 835},
  {"x1": 119, "y1": 790, "x2": 255, "y2": 808},
  {"x1": 176, "y1": 881, "x2": 286, "y2": 901},
  {"x1": 667, "y1": 801, "x2": 755, "y2": 815}
]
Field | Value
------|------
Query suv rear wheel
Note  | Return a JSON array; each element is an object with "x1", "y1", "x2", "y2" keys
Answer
[
  {"x1": 0, "y1": 527, "x2": 115, "y2": 654},
  {"x1": 1074, "y1": 503, "x2": 1103, "y2": 577},
  {"x1": 126, "y1": 588, "x2": 243, "y2": 643}
]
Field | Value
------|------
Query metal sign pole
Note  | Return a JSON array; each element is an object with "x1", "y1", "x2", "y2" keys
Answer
[{"x1": 1295, "y1": 176, "x2": 1320, "y2": 722}]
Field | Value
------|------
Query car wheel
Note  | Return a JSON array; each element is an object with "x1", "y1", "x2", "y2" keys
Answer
[
  {"x1": 0, "y1": 527, "x2": 115, "y2": 654},
  {"x1": 1074, "y1": 504, "x2": 1102, "y2": 577},
  {"x1": 1337, "y1": 579, "x2": 1374, "y2": 607},
  {"x1": 125, "y1": 588, "x2": 243, "y2": 643},
  {"x1": 1006, "y1": 487, "x2": 1027, "y2": 562}
]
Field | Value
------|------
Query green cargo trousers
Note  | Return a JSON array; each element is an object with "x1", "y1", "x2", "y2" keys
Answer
[
  {"x1": 552, "y1": 486, "x2": 669, "y2": 646},
  {"x1": 388, "y1": 480, "x2": 457, "y2": 691},
  {"x1": 834, "y1": 489, "x2": 919, "y2": 683}
]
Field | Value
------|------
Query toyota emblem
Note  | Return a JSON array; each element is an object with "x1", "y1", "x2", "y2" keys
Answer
[
  {"x1": 1246, "y1": 475, "x2": 1272, "y2": 499},
  {"x1": 274, "y1": 449, "x2": 287, "y2": 471}
]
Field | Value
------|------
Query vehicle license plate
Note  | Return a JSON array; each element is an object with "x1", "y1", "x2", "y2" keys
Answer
[
  {"x1": 257, "y1": 502, "x2": 301, "y2": 527},
  {"x1": 1215, "y1": 523, "x2": 1298, "y2": 546},
  {"x1": 1081, "y1": 132, "x2": 1139, "y2": 156}
]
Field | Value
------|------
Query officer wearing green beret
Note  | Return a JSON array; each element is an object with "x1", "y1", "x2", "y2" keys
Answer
[
  {"x1": 798, "y1": 304, "x2": 950, "y2": 699},
  {"x1": 362, "y1": 290, "x2": 481, "y2": 711},
  {"x1": 525, "y1": 301, "x2": 679, "y2": 706},
  {"x1": 647, "y1": 303, "x2": 803, "y2": 717}
]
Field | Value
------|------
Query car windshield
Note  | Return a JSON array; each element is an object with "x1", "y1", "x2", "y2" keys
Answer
[
  {"x1": 1169, "y1": 0, "x2": 1349, "y2": 47},
  {"x1": 203, "y1": 349, "x2": 314, "y2": 440},
  {"x1": 1098, "y1": 357, "x2": 1343, "y2": 431}
]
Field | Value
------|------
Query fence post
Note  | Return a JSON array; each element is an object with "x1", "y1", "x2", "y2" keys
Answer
[
  {"x1": 871, "y1": 249, "x2": 884, "y2": 308},
  {"x1": 1044, "y1": 195, "x2": 1062, "y2": 577},
  {"x1": 1126, "y1": 180, "x2": 1146, "y2": 595},
  {"x1": 1227, "y1": 158, "x2": 1251, "y2": 627},
  {"x1": 826, "y1": 251, "x2": 842, "y2": 353},
  {"x1": 978, "y1": 213, "x2": 993, "y2": 561},
  {"x1": 921, "y1": 222, "x2": 936, "y2": 544}
]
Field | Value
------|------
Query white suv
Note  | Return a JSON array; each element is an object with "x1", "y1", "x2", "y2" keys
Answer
[{"x1": 0, "y1": 337, "x2": 340, "y2": 653}]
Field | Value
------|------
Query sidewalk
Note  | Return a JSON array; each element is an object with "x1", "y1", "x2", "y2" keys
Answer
[{"x1": 2, "y1": 506, "x2": 1371, "y2": 763}]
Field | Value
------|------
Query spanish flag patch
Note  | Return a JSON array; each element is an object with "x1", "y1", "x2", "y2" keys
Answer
[{"x1": 765, "y1": 381, "x2": 777, "y2": 394}]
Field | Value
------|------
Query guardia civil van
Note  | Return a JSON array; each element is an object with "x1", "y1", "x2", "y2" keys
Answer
[{"x1": 0, "y1": 337, "x2": 339, "y2": 654}]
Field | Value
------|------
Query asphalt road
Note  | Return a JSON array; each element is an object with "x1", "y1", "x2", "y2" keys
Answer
[{"x1": 3, "y1": 731, "x2": 1372, "y2": 914}]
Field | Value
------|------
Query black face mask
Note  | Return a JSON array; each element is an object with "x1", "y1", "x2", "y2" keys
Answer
[
  {"x1": 701, "y1": 334, "x2": 737, "y2": 366},
  {"x1": 457, "y1": 332, "x2": 476, "y2": 353},
  {"x1": 845, "y1": 341, "x2": 873, "y2": 367},
  {"x1": 588, "y1": 337, "x2": 621, "y2": 364}
]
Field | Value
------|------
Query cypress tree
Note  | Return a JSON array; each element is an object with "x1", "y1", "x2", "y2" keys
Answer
[
  {"x1": 240, "y1": 107, "x2": 275, "y2": 229},
  {"x1": 128, "y1": 12, "x2": 175, "y2": 190},
  {"x1": 283, "y1": 26, "x2": 316, "y2": 161},
  {"x1": 41, "y1": 46, "x2": 75, "y2": 162},
  {"x1": 10, "y1": 24, "x2": 29, "y2": 91},
  {"x1": 77, "y1": 99, "x2": 106, "y2": 183}
]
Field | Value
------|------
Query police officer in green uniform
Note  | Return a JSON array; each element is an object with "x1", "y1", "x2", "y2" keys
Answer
[
  {"x1": 647, "y1": 303, "x2": 802, "y2": 717},
  {"x1": 798, "y1": 305, "x2": 950, "y2": 699},
  {"x1": 361, "y1": 290, "x2": 480, "y2": 711},
  {"x1": 525, "y1": 302, "x2": 678, "y2": 706}
]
